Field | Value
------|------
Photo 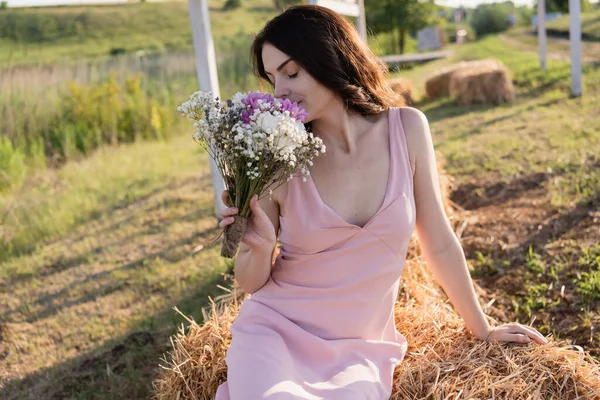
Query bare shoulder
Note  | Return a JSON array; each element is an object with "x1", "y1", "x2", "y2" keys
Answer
[
  {"x1": 397, "y1": 107, "x2": 431, "y2": 176},
  {"x1": 269, "y1": 179, "x2": 288, "y2": 207},
  {"x1": 257, "y1": 179, "x2": 286, "y2": 236}
]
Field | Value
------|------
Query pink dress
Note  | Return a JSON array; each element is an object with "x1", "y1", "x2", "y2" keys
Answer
[{"x1": 215, "y1": 107, "x2": 416, "y2": 399}]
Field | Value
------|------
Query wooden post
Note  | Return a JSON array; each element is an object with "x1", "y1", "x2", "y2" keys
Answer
[
  {"x1": 187, "y1": 0, "x2": 226, "y2": 220},
  {"x1": 569, "y1": 0, "x2": 582, "y2": 97},
  {"x1": 538, "y1": 0, "x2": 547, "y2": 70}
]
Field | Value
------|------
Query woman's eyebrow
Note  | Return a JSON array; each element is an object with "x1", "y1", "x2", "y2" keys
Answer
[{"x1": 265, "y1": 58, "x2": 293, "y2": 75}]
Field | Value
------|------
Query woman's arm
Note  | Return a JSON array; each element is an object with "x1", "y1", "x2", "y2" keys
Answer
[
  {"x1": 401, "y1": 107, "x2": 491, "y2": 340},
  {"x1": 233, "y1": 192, "x2": 280, "y2": 294},
  {"x1": 401, "y1": 107, "x2": 549, "y2": 345}
]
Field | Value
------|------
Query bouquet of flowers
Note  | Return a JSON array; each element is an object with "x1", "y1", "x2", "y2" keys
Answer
[{"x1": 178, "y1": 91, "x2": 326, "y2": 258}]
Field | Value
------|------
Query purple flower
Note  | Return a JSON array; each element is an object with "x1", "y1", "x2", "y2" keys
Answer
[
  {"x1": 241, "y1": 92, "x2": 276, "y2": 113},
  {"x1": 278, "y1": 98, "x2": 309, "y2": 122},
  {"x1": 279, "y1": 99, "x2": 308, "y2": 122},
  {"x1": 235, "y1": 91, "x2": 308, "y2": 123},
  {"x1": 241, "y1": 110, "x2": 250, "y2": 124}
]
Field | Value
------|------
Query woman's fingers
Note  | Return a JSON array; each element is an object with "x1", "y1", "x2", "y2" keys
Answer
[
  {"x1": 221, "y1": 190, "x2": 231, "y2": 207},
  {"x1": 509, "y1": 333, "x2": 532, "y2": 343},
  {"x1": 519, "y1": 325, "x2": 549, "y2": 344},
  {"x1": 218, "y1": 216, "x2": 235, "y2": 229},
  {"x1": 503, "y1": 324, "x2": 546, "y2": 344},
  {"x1": 249, "y1": 195, "x2": 266, "y2": 217},
  {"x1": 498, "y1": 324, "x2": 548, "y2": 344},
  {"x1": 219, "y1": 207, "x2": 238, "y2": 218}
]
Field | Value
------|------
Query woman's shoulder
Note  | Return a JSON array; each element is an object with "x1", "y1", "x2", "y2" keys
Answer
[
  {"x1": 266, "y1": 177, "x2": 289, "y2": 216},
  {"x1": 393, "y1": 106, "x2": 427, "y2": 122},
  {"x1": 395, "y1": 106, "x2": 431, "y2": 177}
]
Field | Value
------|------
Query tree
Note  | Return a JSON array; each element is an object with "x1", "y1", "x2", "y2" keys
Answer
[
  {"x1": 366, "y1": 0, "x2": 438, "y2": 54},
  {"x1": 514, "y1": 5, "x2": 534, "y2": 26},
  {"x1": 468, "y1": 2, "x2": 513, "y2": 36},
  {"x1": 537, "y1": 0, "x2": 592, "y2": 13}
]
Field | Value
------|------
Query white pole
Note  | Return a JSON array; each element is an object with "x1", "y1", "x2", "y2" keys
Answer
[
  {"x1": 538, "y1": 0, "x2": 547, "y2": 70},
  {"x1": 187, "y1": 0, "x2": 227, "y2": 221},
  {"x1": 357, "y1": 0, "x2": 367, "y2": 42},
  {"x1": 308, "y1": 0, "x2": 367, "y2": 42},
  {"x1": 569, "y1": 0, "x2": 582, "y2": 97}
]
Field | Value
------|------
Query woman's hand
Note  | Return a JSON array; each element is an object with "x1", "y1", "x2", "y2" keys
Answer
[
  {"x1": 483, "y1": 322, "x2": 549, "y2": 344},
  {"x1": 218, "y1": 190, "x2": 277, "y2": 251}
]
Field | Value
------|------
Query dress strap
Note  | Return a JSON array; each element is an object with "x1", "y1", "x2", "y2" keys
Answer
[{"x1": 390, "y1": 107, "x2": 414, "y2": 198}]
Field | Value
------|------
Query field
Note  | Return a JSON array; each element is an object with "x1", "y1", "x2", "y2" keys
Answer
[
  {"x1": 545, "y1": 8, "x2": 600, "y2": 41},
  {"x1": 397, "y1": 33, "x2": 600, "y2": 365},
  {"x1": 0, "y1": 5, "x2": 599, "y2": 399},
  {"x1": 0, "y1": 0, "x2": 275, "y2": 66},
  {"x1": 0, "y1": 0, "x2": 412, "y2": 67}
]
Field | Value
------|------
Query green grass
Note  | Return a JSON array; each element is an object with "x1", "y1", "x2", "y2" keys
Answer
[
  {"x1": 1, "y1": 128, "x2": 188, "y2": 261},
  {"x1": 397, "y1": 35, "x2": 600, "y2": 209},
  {"x1": 575, "y1": 244, "x2": 600, "y2": 303},
  {"x1": 545, "y1": 9, "x2": 600, "y2": 41},
  {"x1": 0, "y1": 133, "x2": 234, "y2": 398},
  {"x1": 394, "y1": 34, "x2": 599, "y2": 350},
  {"x1": 0, "y1": 34, "x2": 259, "y2": 195},
  {"x1": 0, "y1": 0, "x2": 422, "y2": 68},
  {"x1": 2, "y1": 28, "x2": 600, "y2": 398},
  {"x1": 0, "y1": 0, "x2": 277, "y2": 67}
]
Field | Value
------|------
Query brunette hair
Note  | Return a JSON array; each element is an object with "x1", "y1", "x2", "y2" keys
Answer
[{"x1": 251, "y1": 5, "x2": 403, "y2": 116}]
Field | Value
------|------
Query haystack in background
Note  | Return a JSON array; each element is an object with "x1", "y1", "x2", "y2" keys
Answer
[
  {"x1": 449, "y1": 64, "x2": 515, "y2": 106},
  {"x1": 425, "y1": 58, "x2": 500, "y2": 100},
  {"x1": 151, "y1": 160, "x2": 600, "y2": 400},
  {"x1": 388, "y1": 77, "x2": 415, "y2": 106}
]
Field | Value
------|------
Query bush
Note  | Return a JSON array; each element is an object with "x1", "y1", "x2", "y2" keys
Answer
[
  {"x1": 4, "y1": 73, "x2": 172, "y2": 168},
  {"x1": 45, "y1": 73, "x2": 171, "y2": 162},
  {"x1": 223, "y1": 0, "x2": 242, "y2": 10},
  {"x1": 468, "y1": 3, "x2": 512, "y2": 36},
  {"x1": 109, "y1": 47, "x2": 127, "y2": 56},
  {"x1": 0, "y1": 11, "x2": 90, "y2": 42}
]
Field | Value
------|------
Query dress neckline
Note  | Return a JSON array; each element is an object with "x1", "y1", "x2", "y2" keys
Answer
[{"x1": 307, "y1": 108, "x2": 395, "y2": 230}]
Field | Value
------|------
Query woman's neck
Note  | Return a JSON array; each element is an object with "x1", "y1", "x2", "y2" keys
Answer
[{"x1": 311, "y1": 102, "x2": 375, "y2": 155}]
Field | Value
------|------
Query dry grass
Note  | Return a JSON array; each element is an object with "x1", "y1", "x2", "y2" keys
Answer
[
  {"x1": 424, "y1": 58, "x2": 500, "y2": 100},
  {"x1": 449, "y1": 63, "x2": 515, "y2": 106},
  {"x1": 388, "y1": 77, "x2": 416, "y2": 107}
]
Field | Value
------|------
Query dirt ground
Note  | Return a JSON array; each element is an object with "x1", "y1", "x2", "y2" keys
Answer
[{"x1": 452, "y1": 173, "x2": 600, "y2": 359}]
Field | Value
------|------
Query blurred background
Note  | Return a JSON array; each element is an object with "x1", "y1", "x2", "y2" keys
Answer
[{"x1": 0, "y1": 0, "x2": 599, "y2": 398}]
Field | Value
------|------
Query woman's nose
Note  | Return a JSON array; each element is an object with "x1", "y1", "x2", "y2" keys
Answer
[{"x1": 274, "y1": 81, "x2": 290, "y2": 100}]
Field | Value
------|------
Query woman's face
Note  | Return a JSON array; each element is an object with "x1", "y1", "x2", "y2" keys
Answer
[{"x1": 262, "y1": 42, "x2": 337, "y2": 123}]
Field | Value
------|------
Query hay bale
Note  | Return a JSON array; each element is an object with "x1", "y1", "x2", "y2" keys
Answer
[
  {"x1": 151, "y1": 163, "x2": 600, "y2": 400},
  {"x1": 152, "y1": 297, "x2": 240, "y2": 400},
  {"x1": 425, "y1": 58, "x2": 500, "y2": 100},
  {"x1": 392, "y1": 259, "x2": 600, "y2": 399},
  {"x1": 152, "y1": 280, "x2": 600, "y2": 399},
  {"x1": 388, "y1": 77, "x2": 415, "y2": 106},
  {"x1": 449, "y1": 64, "x2": 515, "y2": 106}
]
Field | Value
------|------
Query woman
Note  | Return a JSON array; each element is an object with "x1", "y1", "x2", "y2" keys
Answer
[{"x1": 215, "y1": 5, "x2": 548, "y2": 399}]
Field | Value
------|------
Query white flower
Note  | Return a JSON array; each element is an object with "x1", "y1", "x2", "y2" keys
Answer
[
  {"x1": 231, "y1": 92, "x2": 246, "y2": 107},
  {"x1": 258, "y1": 113, "x2": 279, "y2": 132}
]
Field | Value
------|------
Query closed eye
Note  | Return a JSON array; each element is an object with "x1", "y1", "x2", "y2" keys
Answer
[{"x1": 288, "y1": 73, "x2": 298, "y2": 79}]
